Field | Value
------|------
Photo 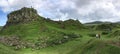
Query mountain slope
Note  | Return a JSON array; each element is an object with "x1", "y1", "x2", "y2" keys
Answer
[{"x1": 0, "y1": 7, "x2": 82, "y2": 50}]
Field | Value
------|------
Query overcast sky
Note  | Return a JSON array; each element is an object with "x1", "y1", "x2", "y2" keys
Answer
[{"x1": 0, "y1": 0, "x2": 120, "y2": 26}]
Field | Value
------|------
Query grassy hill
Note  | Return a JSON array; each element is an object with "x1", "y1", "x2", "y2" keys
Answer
[
  {"x1": 0, "y1": 7, "x2": 82, "y2": 50},
  {"x1": 0, "y1": 7, "x2": 120, "y2": 54}
]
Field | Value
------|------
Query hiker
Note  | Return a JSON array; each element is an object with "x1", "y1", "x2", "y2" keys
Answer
[{"x1": 96, "y1": 33, "x2": 101, "y2": 38}]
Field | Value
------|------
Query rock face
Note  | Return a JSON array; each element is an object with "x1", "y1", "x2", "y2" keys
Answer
[{"x1": 6, "y1": 7, "x2": 39, "y2": 25}]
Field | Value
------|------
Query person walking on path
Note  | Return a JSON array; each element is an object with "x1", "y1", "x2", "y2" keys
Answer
[{"x1": 96, "y1": 33, "x2": 101, "y2": 38}]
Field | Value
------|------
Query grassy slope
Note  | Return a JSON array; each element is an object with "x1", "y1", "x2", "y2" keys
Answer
[
  {"x1": 1, "y1": 19, "x2": 120, "y2": 54},
  {"x1": 69, "y1": 39, "x2": 120, "y2": 54},
  {"x1": 0, "y1": 44, "x2": 18, "y2": 54},
  {"x1": 0, "y1": 26, "x2": 2, "y2": 30},
  {"x1": 0, "y1": 19, "x2": 83, "y2": 54},
  {"x1": 17, "y1": 30, "x2": 93, "y2": 54},
  {"x1": 16, "y1": 29, "x2": 120, "y2": 54},
  {"x1": 0, "y1": 26, "x2": 120, "y2": 54},
  {"x1": 0, "y1": 20, "x2": 79, "y2": 53}
]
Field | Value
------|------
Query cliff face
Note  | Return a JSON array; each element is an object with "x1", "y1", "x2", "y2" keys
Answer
[{"x1": 6, "y1": 7, "x2": 39, "y2": 25}]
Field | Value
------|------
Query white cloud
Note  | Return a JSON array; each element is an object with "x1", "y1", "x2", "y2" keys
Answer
[{"x1": 0, "y1": 0, "x2": 120, "y2": 23}]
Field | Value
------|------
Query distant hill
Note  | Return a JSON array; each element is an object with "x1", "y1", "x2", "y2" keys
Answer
[
  {"x1": 115, "y1": 21, "x2": 120, "y2": 24},
  {"x1": 85, "y1": 21, "x2": 112, "y2": 25},
  {"x1": 84, "y1": 21, "x2": 120, "y2": 31},
  {"x1": 85, "y1": 21, "x2": 103, "y2": 24},
  {"x1": 95, "y1": 23, "x2": 113, "y2": 31}
]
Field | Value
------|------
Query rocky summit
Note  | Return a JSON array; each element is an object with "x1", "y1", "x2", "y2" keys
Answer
[{"x1": 6, "y1": 7, "x2": 39, "y2": 25}]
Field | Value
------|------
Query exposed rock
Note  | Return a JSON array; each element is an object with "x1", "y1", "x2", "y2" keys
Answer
[
  {"x1": 6, "y1": 7, "x2": 39, "y2": 26},
  {"x1": 0, "y1": 36, "x2": 29, "y2": 49}
]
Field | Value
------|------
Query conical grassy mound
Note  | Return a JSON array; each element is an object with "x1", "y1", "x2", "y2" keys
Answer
[
  {"x1": 110, "y1": 30, "x2": 120, "y2": 37},
  {"x1": 95, "y1": 23, "x2": 113, "y2": 31}
]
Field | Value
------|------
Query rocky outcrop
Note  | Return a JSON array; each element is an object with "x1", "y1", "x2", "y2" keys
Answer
[
  {"x1": 0, "y1": 36, "x2": 47, "y2": 50},
  {"x1": 6, "y1": 7, "x2": 39, "y2": 25}
]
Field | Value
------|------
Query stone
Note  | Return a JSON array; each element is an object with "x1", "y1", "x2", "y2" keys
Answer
[{"x1": 5, "y1": 7, "x2": 39, "y2": 27}]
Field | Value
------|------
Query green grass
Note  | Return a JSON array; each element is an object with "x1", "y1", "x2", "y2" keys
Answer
[
  {"x1": 16, "y1": 34, "x2": 91, "y2": 54},
  {"x1": 1, "y1": 27, "x2": 120, "y2": 54},
  {"x1": 68, "y1": 38, "x2": 120, "y2": 54},
  {"x1": 0, "y1": 44, "x2": 17, "y2": 54},
  {"x1": 0, "y1": 26, "x2": 2, "y2": 30},
  {"x1": 1, "y1": 22, "x2": 120, "y2": 54}
]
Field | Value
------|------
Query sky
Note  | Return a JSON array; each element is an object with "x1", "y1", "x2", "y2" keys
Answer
[{"x1": 0, "y1": 0, "x2": 120, "y2": 26}]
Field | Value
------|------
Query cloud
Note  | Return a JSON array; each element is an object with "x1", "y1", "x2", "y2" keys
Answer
[{"x1": 0, "y1": 0, "x2": 120, "y2": 24}]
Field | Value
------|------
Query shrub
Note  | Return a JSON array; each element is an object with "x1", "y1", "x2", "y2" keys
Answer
[
  {"x1": 64, "y1": 33, "x2": 81, "y2": 38},
  {"x1": 102, "y1": 31, "x2": 110, "y2": 35},
  {"x1": 88, "y1": 33, "x2": 96, "y2": 37}
]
